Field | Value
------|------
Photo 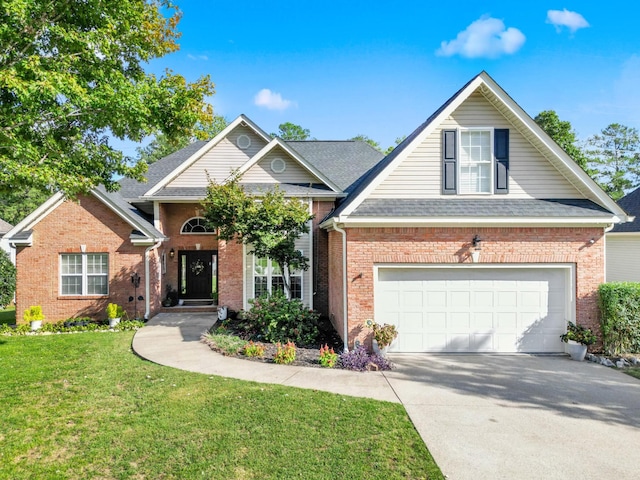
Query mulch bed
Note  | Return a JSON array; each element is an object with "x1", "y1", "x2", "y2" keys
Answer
[{"x1": 202, "y1": 316, "x2": 345, "y2": 368}]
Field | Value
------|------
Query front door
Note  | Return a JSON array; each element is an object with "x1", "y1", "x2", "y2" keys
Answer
[{"x1": 179, "y1": 250, "x2": 217, "y2": 299}]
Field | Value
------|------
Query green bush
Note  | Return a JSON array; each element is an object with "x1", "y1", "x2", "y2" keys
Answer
[
  {"x1": 598, "y1": 282, "x2": 640, "y2": 355},
  {"x1": 243, "y1": 291, "x2": 319, "y2": 345},
  {"x1": 273, "y1": 341, "x2": 296, "y2": 365},
  {"x1": 0, "y1": 249, "x2": 16, "y2": 308}
]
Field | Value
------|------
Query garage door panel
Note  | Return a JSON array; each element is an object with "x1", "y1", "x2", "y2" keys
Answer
[{"x1": 377, "y1": 267, "x2": 569, "y2": 353}]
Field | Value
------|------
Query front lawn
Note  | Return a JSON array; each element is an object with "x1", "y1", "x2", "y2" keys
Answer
[
  {"x1": 0, "y1": 332, "x2": 443, "y2": 479},
  {"x1": 624, "y1": 367, "x2": 640, "y2": 380}
]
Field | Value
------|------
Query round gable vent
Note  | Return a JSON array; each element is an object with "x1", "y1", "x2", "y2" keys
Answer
[
  {"x1": 271, "y1": 157, "x2": 286, "y2": 173},
  {"x1": 237, "y1": 134, "x2": 251, "y2": 149}
]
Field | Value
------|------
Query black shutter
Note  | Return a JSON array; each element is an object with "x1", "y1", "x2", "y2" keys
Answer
[
  {"x1": 494, "y1": 129, "x2": 509, "y2": 194},
  {"x1": 442, "y1": 130, "x2": 457, "y2": 194}
]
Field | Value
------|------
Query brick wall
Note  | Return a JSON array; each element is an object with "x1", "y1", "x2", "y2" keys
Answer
[
  {"x1": 218, "y1": 239, "x2": 243, "y2": 311},
  {"x1": 327, "y1": 229, "x2": 345, "y2": 343},
  {"x1": 331, "y1": 226, "x2": 605, "y2": 348},
  {"x1": 16, "y1": 195, "x2": 150, "y2": 323},
  {"x1": 311, "y1": 201, "x2": 334, "y2": 316}
]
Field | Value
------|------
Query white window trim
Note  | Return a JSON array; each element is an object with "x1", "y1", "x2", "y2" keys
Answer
[
  {"x1": 252, "y1": 255, "x2": 303, "y2": 300},
  {"x1": 60, "y1": 253, "x2": 109, "y2": 296},
  {"x1": 458, "y1": 127, "x2": 494, "y2": 195},
  {"x1": 180, "y1": 217, "x2": 216, "y2": 235}
]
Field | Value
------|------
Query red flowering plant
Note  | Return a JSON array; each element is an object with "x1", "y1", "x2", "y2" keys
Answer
[{"x1": 319, "y1": 344, "x2": 338, "y2": 368}]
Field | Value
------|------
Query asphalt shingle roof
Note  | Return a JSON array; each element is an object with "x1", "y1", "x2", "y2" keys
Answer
[
  {"x1": 611, "y1": 188, "x2": 640, "y2": 232},
  {"x1": 154, "y1": 183, "x2": 335, "y2": 198},
  {"x1": 351, "y1": 198, "x2": 613, "y2": 218},
  {"x1": 0, "y1": 218, "x2": 13, "y2": 236}
]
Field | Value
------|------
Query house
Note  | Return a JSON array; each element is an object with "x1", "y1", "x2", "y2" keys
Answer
[
  {"x1": 606, "y1": 188, "x2": 640, "y2": 281},
  {"x1": 0, "y1": 217, "x2": 15, "y2": 262},
  {"x1": 5, "y1": 71, "x2": 630, "y2": 353}
]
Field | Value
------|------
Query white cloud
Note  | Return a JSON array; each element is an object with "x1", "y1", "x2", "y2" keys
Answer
[
  {"x1": 254, "y1": 89, "x2": 294, "y2": 110},
  {"x1": 437, "y1": 16, "x2": 526, "y2": 59},
  {"x1": 546, "y1": 9, "x2": 590, "y2": 33},
  {"x1": 187, "y1": 54, "x2": 209, "y2": 61}
]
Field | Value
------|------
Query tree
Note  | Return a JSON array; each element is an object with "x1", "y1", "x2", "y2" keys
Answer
[
  {"x1": 384, "y1": 136, "x2": 406, "y2": 155},
  {"x1": 271, "y1": 122, "x2": 311, "y2": 141},
  {"x1": 534, "y1": 110, "x2": 588, "y2": 170},
  {"x1": 587, "y1": 124, "x2": 640, "y2": 200},
  {"x1": 0, "y1": 187, "x2": 51, "y2": 225},
  {"x1": 136, "y1": 116, "x2": 228, "y2": 164},
  {"x1": 0, "y1": 249, "x2": 16, "y2": 308},
  {"x1": 0, "y1": 0, "x2": 215, "y2": 197},
  {"x1": 202, "y1": 173, "x2": 314, "y2": 299},
  {"x1": 350, "y1": 134, "x2": 381, "y2": 151}
]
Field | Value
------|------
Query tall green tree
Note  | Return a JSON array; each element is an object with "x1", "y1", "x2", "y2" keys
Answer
[
  {"x1": 271, "y1": 122, "x2": 311, "y2": 141},
  {"x1": 136, "y1": 116, "x2": 228, "y2": 164},
  {"x1": 350, "y1": 134, "x2": 381, "y2": 151},
  {"x1": 0, "y1": 249, "x2": 16, "y2": 308},
  {"x1": 587, "y1": 123, "x2": 640, "y2": 200},
  {"x1": 202, "y1": 173, "x2": 313, "y2": 299},
  {"x1": 534, "y1": 110, "x2": 588, "y2": 170},
  {"x1": 0, "y1": 187, "x2": 50, "y2": 225},
  {"x1": 0, "y1": 0, "x2": 215, "y2": 197}
]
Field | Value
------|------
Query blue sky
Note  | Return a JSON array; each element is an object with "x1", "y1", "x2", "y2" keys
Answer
[{"x1": 125, "y1": 1, "x2": 639, "y2": 155}]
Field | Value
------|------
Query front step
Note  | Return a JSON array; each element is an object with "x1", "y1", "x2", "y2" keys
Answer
[{"x1": 160, "y1": 299, "x2": 217, "y2": 314}]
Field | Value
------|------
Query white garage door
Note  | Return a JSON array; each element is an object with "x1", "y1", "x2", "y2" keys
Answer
[{"x1": 375, "y1": 267, "x2": 570, "y2": 353}]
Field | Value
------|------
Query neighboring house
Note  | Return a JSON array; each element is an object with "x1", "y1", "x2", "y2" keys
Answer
[
  {"x1": 606, "y1": 188, "x2": 640, "y2": 281},
  {"x1": 6, "y1": 72, "x2": 630, "y2": 353},
  {"x1": 0, "y1": 217, "x2": 15, "y2": 263}
]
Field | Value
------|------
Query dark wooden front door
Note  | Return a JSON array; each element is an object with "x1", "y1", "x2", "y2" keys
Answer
[{"x1": 179, "y1": 250, "x2": 217, "y2": 299}]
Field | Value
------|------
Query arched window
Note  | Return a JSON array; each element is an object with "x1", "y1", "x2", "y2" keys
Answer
[{"x1": 180, "y1": 217, "x2": 215, "y2": 234}]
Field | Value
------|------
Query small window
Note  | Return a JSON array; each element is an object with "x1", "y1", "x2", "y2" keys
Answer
[
  {"x1": 459, "y1": 129, "x2": 492, "y2": 194},
  {"x1": 237, "y1": 134, "x2": 251, "y2": 149},
  {"x1": 270, "y1": 157, "x2": 286, "y2": 174},
  {"x1": 60, "y1": 253, "x2": 108, "y2": 295},
  {"x1": 181, "y1": 217, "x2": 215, "y2": 234}
]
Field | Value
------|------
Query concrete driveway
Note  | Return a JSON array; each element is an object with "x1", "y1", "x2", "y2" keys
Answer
[{"x1": 385, "y1": 354, "x2": 640, "y2": 480}]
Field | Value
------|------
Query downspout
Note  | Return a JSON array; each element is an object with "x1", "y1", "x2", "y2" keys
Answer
[
  {"x1": 332, "y1": 220, "x2": 349, "y2": 353},
  {"x1": 144, "y1": 241, "x2": 163, "y2": 320}
]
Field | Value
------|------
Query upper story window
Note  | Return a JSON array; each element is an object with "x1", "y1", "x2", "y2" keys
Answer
[
  {"x1": 60, "y1": 253, "x2": 108, "y2": 295},
  {"x1": 459, "y1": 130, "x2": 492, "y2": 194},
  {"x1": 181, "y1": 217, "x2": 215, "y2": 234},
  {"x1": 253, "y1": 256, "x2": 302, "y2": 300}
]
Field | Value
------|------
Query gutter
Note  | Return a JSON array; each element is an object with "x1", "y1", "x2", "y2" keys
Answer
[
  {"x1": 332, "y1": 220, "x2": 349, "y2": 353},
  {"x1": 144, "y1": 241, "x2": 163, "y2": 320}
]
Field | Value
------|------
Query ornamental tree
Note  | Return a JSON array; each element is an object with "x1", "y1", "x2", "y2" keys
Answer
[
  {"x1": 0, "y1": 0, "x2": 215, "y2": 197},
  {"x1": 201, "y1": 173, "x2": 314, "y2": 299}
]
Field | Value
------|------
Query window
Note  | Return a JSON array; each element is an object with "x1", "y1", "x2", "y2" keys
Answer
[
  {"x1": 181, "y1": 217, "x2": 215, "y2": 234},
  {"x1": 254, "y1": 257, "x2": 302, "y2": 299},
  {"x1": 459, "y1": 129, "x2": 492, "y2": 194},
  {"x1": 60, "y1": 253, "x2": 108, "y2": 295}
]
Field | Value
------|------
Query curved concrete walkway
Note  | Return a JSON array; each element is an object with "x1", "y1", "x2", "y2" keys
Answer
[
  {"x1": 133, "y1": 313, "x2": 640, "y2": 480},
  {"x1": 132, "y1": 312, "x2": 400, "y2": 403}
]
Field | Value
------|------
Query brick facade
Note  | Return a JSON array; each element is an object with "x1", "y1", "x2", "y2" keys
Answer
[
  {"x1": 329, "y1": 226, "x2": 605, "y2": 348},
  {"x1": 311, "y1": 200, "x2": 334, "y2": 317},
  {"x1": 16, "y1": 195, "x2": 151, "y2": 323}
]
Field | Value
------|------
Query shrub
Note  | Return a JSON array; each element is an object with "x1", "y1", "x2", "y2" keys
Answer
[
  {"x1": 560, "y1": 321, "x2": 597, "y2": 346},
  {"x1": 273, "y1": 341, "x2": 296, "y2": 365},
  {"x1": 599, "y1": 283, "x2": 640, "y2": 355},
  {"x1": 243, "y1": 341, "x2": 265, "y2": 358},
  {"x1": 203, "y1": 332, "x2": 245, "y2": 356},
  {"x1": 23, "y1": 305, "x2": 44, "y2": 322},
  {"x1": 243, "y1": 291, "x2": 319, "y2": 345},
  {"x1": 319, "y1": 344, "x2": 338, "y2": 368},
  {"x1": 0, "y1": 249, "x2": 16, "y2": 308},
  {"x1": 339, "y1": 345, "x2": 392, "y2": 371}
]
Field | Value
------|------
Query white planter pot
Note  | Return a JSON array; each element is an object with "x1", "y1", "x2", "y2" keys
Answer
[
  {"x1": 372, "y1": 339, "x2": 388, "y2": 356},
  {"x1": 30, "y1": 320, "x2": 42, "y2": 331},
  {"x1": 109, "y1": 317, "x2": 121, "y2": 328},
  {"x1": 566, "y1": 341, "x2": 588, "y2": 361}
]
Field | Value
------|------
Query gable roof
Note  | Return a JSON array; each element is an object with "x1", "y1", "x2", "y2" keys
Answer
[
  {"x1": 321, "y1": 71, "x2": 630, "y2": 226},
  {"x1": 4, "y1": 189, "x2": 165, "y2": 247},
  {"x1": 610, "y1": 188, "x2": 640, "y2": 233}
]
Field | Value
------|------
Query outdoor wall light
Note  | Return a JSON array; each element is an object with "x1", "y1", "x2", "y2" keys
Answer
[
  {"x1": 472, "y1": 234, "x2": 482, "y2": 249},
  {"x1": 471, "y1": 235, "x2": 482, "y2": 263},
  {"x1": 169, "y1": 248, "x2": 175, "y2": 259}
]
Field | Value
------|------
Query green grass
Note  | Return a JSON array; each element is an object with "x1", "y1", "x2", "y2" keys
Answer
[
  {"x1": 623, "y1": 367, "x2": 640, "y2": 380},
  {"x1": 0, "y1": 306, "x2": 15, "y2": 325},
  {"x1": 0, "y1": 332, "x2": 443, "y2": 479}
]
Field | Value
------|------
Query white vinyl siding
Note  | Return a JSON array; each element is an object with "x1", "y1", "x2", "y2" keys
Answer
[
  {"x1": 241, "y1": 149, "x2": 321, "y2": 185},
  {"x1": 606, "y1": 234, "x2": 640, "y2": 282},
  {"x1": 370, "y1": 91, "x2": 582, "y2": 199},
  {"x1": 60, "y1": 253, "x2": 108, "y2": 296},
  {"x1": 168, "y1": 126, "x2": 267, "y2": 188}
]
